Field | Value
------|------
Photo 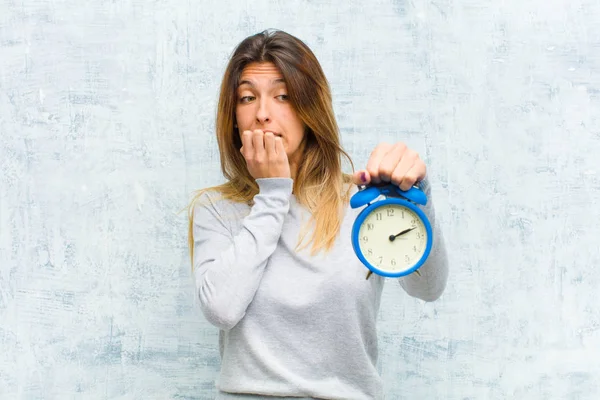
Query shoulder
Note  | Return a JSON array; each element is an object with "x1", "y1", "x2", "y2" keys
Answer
[
  {"x1": 192, "y1": 187, "x2": 226, "y2": 209},
  {"x1": 191, "y1": 186, "x2": 250, "y2": 228}
]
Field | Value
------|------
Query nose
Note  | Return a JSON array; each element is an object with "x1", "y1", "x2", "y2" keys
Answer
[{"x1": 256, "y1": 99, "x2": 270, "y2": 124}]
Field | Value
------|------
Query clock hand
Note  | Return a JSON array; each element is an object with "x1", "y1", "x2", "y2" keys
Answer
[{"x1": 389, "y1": 226, "x2": 417, "y2": 242}]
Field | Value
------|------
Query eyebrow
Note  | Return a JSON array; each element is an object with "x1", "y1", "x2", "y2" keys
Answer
[{"x1": 238, "y1": 78, "x2": 286, "y2": 88}]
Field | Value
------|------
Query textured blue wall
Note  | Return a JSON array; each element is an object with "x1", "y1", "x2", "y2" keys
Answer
[{"x1": 1, "y1": 0, "x2": 599, "y2": 399}]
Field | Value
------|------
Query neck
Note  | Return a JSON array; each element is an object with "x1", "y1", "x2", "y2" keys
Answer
[
  {"x1": 289, "y1": 161, "x2": 299, "y2": 182},
  {"x1": 288, "y1": 137, "x2": 307, "y2": 184}
]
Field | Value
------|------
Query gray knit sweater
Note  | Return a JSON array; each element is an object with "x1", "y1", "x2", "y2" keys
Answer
[{"x1": 192, "y1": 177, "x2": 448, "y2": 399}]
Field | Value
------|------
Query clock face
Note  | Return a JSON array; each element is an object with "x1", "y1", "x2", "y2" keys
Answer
[{"x1": 357, "y1": 203, "x2": 428, "y2": 273}]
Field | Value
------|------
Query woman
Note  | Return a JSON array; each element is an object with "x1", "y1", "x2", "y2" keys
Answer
[{"x1": 188, "y1": 29, "x2": 448, "y2": 400}]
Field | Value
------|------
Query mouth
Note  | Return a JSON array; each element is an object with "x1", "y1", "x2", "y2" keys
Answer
[{"x1": 264, "y1": 131, "x2": 282, "y2": 138}]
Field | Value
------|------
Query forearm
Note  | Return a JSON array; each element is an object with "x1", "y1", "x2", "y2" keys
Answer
[
  {"x1": 399, "y1": 178, "x2": 449, "y2": 301},
  {"x1": 194, "y1": 178, "x2": 293, "y2": 329}
]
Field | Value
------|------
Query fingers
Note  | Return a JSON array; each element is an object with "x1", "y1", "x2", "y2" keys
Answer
[
  {"x1": 359, "y1": 142, "x2": 426, "y2": 190},
  {"x1": 264, "y1": 131, "x2": 276, "y2": 157},
  {"x1": 378, "y1": 142, "x2": 406, "y2": 182},
  {"x1": 240, "y1": 130, "x2": 253, "y2": 158},
  {"x1": 366, "y1": 142, "x2": 407, "y2": 184},
  {"x1": 241, "y1": 129, "x2": 271, "y2": 159},
  {"x1": 262, "y1": 131, "x2": 286, "y2": 162},
  {"x1": 252, "y1": 129, "x2": 265, "y2": 160},
  {"x1": 352, "y1": 170, "x2": 371, "y2": 186},
  {"x1": 274, "y1": 136, "x2": 286, "y2": 159},
  {"x1": 402, "y1": 165, "x2": 426, "y2": 190},
  {"x1": 366, "y1": 143, "x2": 393, "y2": 184},
  {"x1": 391, "y1": 149, "x2": 426, "y2": 190},
  {"x1": 240, "y1": 129, "x2": 290, "y2": 179}
]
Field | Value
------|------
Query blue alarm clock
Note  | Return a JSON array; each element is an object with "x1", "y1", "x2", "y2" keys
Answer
[{"x1": 350, "y1": 183, "x2": 433, "y2": 279}]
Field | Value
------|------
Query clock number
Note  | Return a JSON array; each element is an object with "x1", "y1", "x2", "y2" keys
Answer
[
  {"x1": 387, "y1": 209, "x2": 394, "y2": 217},
  {"x1": 405, "y1": 255, "x2": 410, "y2": 263},
  {"x1": 362, "y1": 235, "x2": 368, "y2": 242},
  {"x1": 376, "y1": 212, "x2": 382, "y2": 221},
  {"x1": 413, "y1": 245, "x2": 417, "y2": 252},
  {"x1": 378, "y1": 256, "x2": 383, "y2": 265},
  {"x1": 367, "y1": 248, "x2": 373, "y2": 256},
  {"x1": 367, "y1": 223, "x2": 374, "y2": 230},
  {"x1": 391, "y1": 258, "x2": 396, "y2": 266}
]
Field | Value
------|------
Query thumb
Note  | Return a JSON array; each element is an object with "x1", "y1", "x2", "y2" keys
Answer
[{"x1": 352, "y1": 170, "x2": 371, "y2": 186}]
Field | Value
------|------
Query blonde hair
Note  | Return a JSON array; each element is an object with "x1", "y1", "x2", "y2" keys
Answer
[{"x1": 187, "y1": 29, "x2": 355, "y2": 268}]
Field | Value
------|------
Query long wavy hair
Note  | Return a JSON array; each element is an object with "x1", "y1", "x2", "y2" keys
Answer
[{"x1": 187, "y1": 29, "x2": 355, "y2": 268}]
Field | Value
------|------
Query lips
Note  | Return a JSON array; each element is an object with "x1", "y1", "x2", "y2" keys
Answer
[{"x1": 264, "y1": 131, "x2": 282, "y2": 138}]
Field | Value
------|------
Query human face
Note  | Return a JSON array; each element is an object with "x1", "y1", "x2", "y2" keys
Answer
[{"x1": 235, "y1": 62, "x2": 306, "y2": 174}]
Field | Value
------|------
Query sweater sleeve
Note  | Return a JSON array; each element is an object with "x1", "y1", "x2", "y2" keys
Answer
[
  {"x1": 192, "y1": 178, "x2": 293, "y2": 330},
  {"x1": 398, "y1": 177, "x2": 449, "y2": 301}
]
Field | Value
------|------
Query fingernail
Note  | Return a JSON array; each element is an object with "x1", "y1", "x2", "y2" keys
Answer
[{"x1": 360, "y1": 172, "x2": 367, "y2": 183}]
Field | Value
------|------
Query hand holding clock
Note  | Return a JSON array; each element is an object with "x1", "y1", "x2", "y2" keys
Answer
[
  {"x1": 351, "y1": 142, "x2": 427, "y2": 190},
  {"x1": 350, "y1": 142, "x2": 432, "y2": 280}
]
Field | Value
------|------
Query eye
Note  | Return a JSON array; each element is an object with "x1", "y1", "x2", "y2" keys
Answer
[
  {"x1": 276, "y1": 94, "x2": 289, "y2": 101},
  {"x1": 239, "y1": 96, "x2": 255, "y2": 103}
]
